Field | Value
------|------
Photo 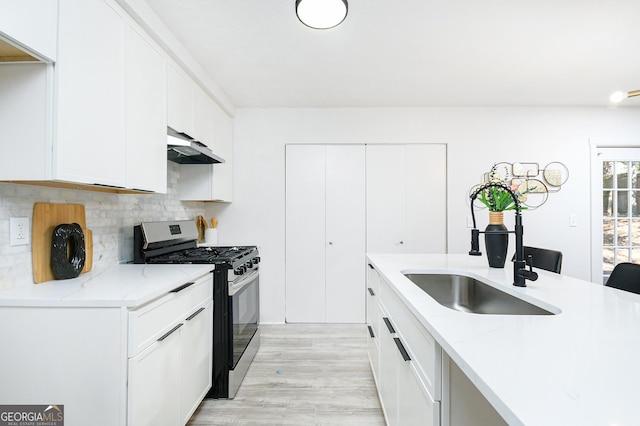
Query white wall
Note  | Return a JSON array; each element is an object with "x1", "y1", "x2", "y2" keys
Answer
[{"x1": 206, "y1": 106, "x2": 640, "y2": 324}]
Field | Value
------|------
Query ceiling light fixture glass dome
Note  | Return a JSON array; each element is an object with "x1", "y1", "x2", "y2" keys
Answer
[
  {"x1": 610, "y1": 90, "x2": 640, "y2": 103},
  {"x1": 296, "y1": 0, "x2": 348, "y2": 30}
]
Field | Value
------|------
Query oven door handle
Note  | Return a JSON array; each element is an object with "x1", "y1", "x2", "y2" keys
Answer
[{"x1": 229, "y1": 268, "x2": 259, "y2": 296}]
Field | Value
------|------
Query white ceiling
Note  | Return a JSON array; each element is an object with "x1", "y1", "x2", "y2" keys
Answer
[{"x1": 145, "y1": 0, "x2": 640, "y2": 108}]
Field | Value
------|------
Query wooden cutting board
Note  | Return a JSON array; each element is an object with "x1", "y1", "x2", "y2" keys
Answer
[{"x1": 32, "y1": 203, "x2": 93, "y2": 284}]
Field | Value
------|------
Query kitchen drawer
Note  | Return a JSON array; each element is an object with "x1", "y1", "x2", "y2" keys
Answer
[
  {"x1": 380, "y1": 277, "x2": 442, "y2": 400},
  {"x1": 128, "y1": 273, "x2": 212, "y2": 357}
]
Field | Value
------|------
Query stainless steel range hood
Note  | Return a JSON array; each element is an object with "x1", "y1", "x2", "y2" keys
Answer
[{"x1": 167, "y1": 127, "x2": 225, "y2": 164}]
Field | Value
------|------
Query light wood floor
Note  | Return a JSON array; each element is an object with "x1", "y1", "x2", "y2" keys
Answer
[{"x1": 188, "y1": 323, "x2": 385, "y2": 425}]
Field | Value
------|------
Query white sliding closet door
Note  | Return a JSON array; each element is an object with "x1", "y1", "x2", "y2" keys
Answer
[
  {"x1": 286, "y1": 145, "x2": 327, "y2": 322},
  {"x1": 367, "y1": 144, "x2": 447, "y2": 254},
  {"x1": 285, "y1": 145, "x2": 366, "y2": 323},
  {"x1": 325, "y1": 145, "x2": 366, "y2": 323}
]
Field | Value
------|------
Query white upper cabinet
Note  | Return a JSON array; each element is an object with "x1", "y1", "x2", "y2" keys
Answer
[
  {"x1": 55, "y1": 0, "x2": 127, "y2": 187},
  {"x1": 167, "y1": 61, "x2": 193, "y2": 136},
  {"x1": 125, "y1": 24, "x2": 167, "y2": 193},
  {"x1": 192, "y1": 87, "x2": 216, "y2": 148},
  {"x1": 178, "y1": 93, "x2": 234, "y2": 202},
  {"x1": 0, "y1": 0, "x2": 170, "y2": 193},
  {"x1": 0, "y1": 0, "x2": 58, "y2": 61}
]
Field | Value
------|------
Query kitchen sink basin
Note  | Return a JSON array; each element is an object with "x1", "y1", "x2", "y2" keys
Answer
[{"x1": 403, "y1": 273, "x2": 556, "y2": 315}]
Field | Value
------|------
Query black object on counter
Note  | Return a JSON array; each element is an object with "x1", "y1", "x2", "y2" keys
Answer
[{"x1": 51, "y1": 223, "x2": 86, "y2": 279}]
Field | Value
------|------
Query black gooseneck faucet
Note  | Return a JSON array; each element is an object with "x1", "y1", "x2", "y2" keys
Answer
[{"x1": 468, "y1": 182, "x2": 538, "y2": 287}]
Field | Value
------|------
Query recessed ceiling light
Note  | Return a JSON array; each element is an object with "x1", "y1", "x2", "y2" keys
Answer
[{"x1": 296, "y1": 0, "x2": 348, "y2": 30}]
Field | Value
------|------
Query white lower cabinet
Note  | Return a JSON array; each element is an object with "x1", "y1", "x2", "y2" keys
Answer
[
  {"x1": 367, "y1": 264, "x2": 441, "y2": 426},
  {"x1": 128, "y1": 327, "x2": 182, "y2": 426},
  {"x1": 0, "y1": 272, "x2": 213, "y2": 426},
  {"x1": 180, "y1": 301, "x2": 214, "y2": 424},
  {"x1": 128, "y1": 300, "x2": 213, "y2": 426},
  {"x1": 127, "y1": 275, "x2": 213, "y2": 426},
  {"x1": 367, "y1": 263, "x2": 509, "y2": 426}
]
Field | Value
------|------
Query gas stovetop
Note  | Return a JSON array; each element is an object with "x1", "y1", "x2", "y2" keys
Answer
[
  {"x1": 134, "y1": 220, "x2": 259, "y2": 268},
  {"x1": 146, "y1": 246, "x2": 258, "y2": 265}
]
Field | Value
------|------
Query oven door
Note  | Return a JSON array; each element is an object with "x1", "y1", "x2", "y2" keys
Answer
[{"x1": 229, "y1": 268, "x2": 259, "y2": 370}]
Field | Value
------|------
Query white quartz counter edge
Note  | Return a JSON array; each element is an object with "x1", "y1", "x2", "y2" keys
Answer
[
  {"x1": 0, "y1": 264, "x2": 215, "y2": 308},
  {"x1": 367, "y1": 253, "x2": 640, "y2": 426}
]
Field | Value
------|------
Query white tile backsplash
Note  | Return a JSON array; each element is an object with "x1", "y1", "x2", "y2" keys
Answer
[{"x1": 0, "y1": 162, "x2": 205, "y2": 290}]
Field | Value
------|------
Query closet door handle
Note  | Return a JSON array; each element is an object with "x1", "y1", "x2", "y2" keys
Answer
[
  {"x1": 368, "y1": 287, "x2": 375, "y2": 296},
  {"x1": 394, "y1": 338, "x2": 411, "y2": 361},
  {"x1": 368, "y1": 263, "x2": 375, "y2": 269},
  {"x1": 383, "y1": 317, "x2": 395, "y2": 334}
]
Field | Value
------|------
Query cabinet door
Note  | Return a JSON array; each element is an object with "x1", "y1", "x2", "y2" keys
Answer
[
  {"x1": 128, "y1": 325, "x2": 181, "y2": 426},
  {"x1": 210, "y1": 106, "x2": 233, "y2": 201},
  {"x1": 167, "y1": 61, "x2": 193, "y2": 135},
  {"x1": 193, "y1": 88, "x2": 215, "y2": 147},
  {"x1": 0, "y1": 0, "x2": 57, "y2": 61},
  {"x1": 55, "y1": 0, "x2": 126, "y2": 187},
  {"x1": 397, "y1": 348, "x2": 440, "y2": 426},
  {"x1": 180, "y1": 302, "x2": 213, "y2": 423},
  {"x1": 285, "y1": 145, "x2": 326, "y2": 322},
  {"x1": 366, "y1": 145, "x2": 407, "y2": 253},
  {"x1": 366, "y1": 279, "x2": 381, "y2": 383},
  {"x1": 378, "y1": 311, "x2": 399, "y2": 426},
  {"x1": 125, "y1": 24, "x2": 167, "y2": 193},
  {"x1": 325, "y1": 145, "x2": 366, "y2": 323}
]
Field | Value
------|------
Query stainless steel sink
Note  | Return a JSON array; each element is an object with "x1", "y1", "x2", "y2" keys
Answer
[{"x1": 403, "y1": 273, "x2": 556, "y2": 315}]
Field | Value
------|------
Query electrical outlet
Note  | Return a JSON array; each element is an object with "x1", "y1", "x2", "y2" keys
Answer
[
  {"x1": 10, "y1": 217, "x2": 30, "y2": 246},
  {"x1": 569, "y1": 214, "x2": 577, "y2": 227},
  {"x1": 467, "y1": 215, "x2": 474, "y2": 228}
]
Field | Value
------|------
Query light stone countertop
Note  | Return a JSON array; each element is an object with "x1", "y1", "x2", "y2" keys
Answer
[
  {"x1": 367, "y1": 253, "x2": 640, "y2": 426},
  {"x1": 0, "y1": 263, "x2": 215, "y2": 308}
]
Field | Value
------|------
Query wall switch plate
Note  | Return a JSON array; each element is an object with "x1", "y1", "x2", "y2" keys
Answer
[
  {"x1": 569, "y1": 214, "x2": 577, "y2": 227},
  {"x1": 10, "y1": 217, "x2": 30, "y2": 246},
  {"x1": 467, "y1": 215, "x2": 474, "y2": 228}
]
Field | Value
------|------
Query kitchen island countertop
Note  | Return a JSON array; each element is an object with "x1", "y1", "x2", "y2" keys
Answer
[
  {"x1": 0, "y1": 263, "x2": 215, "y2": 308},
  {"x1": 367, "y1": 253, "x2": 640, "y2": 426}
]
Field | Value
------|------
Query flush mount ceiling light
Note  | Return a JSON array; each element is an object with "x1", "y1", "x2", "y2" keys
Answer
[
  {"x1": 610, "y1": 90, "x2": 640, "y2": 103},
  {"x1": 296, "y1": 0, "x2": 348, "y2": 30}
]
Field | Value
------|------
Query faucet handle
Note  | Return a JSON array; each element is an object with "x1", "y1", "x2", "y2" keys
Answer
[{"x1": 527, "y1": 254, "x2": 534, "y2": 271}]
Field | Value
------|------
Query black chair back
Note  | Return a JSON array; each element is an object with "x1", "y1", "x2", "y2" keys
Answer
[
  {"x1": 515, "y1": 246, "x2": 563, "y2": 274},
  {"x1": 605, "y1": 262, "x2": 640, "y2": 295}
]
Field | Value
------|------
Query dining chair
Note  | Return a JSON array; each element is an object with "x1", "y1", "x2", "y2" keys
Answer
[
  {"x1": 605, "y1": 262, "x2": 640, "y2": 295},
  {"x1": 513, "y1": 246, "x2": 563, "y2": 274}
]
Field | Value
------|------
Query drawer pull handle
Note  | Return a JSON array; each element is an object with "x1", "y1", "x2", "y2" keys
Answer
[
  {"x1": 383, "y1": 317, "x2": 395, "y2": 334},
  {"x1": 368, "y1": 287, "x2": 375, "y2": 296},
  {"x1": 171, "y1": 282, "x2": 195, "y2": 293},
  {"x1": 157, "y1": 323, "x2": 183, "y2": 342},
  {"x1": 367, "y1": 325, "x2": 375, "y2": 338},
  {"x1": 394, "y1": 338, "x2": 411, "y2": 361},
  {"x1": 185, "y1": 307, "x2": 206, "y2": 321}
]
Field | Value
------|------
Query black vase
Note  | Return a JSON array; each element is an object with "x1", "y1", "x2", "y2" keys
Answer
[{"x1": 485, "y1": 212, "x2": 508, "y2": 268}]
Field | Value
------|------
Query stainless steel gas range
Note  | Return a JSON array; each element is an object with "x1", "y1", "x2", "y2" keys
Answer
[{"x1": 134, "y1": 220, "x2": 260, "y2": 399}]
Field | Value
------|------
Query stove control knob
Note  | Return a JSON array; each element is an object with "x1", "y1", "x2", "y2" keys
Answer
[
  {"x1": 252, "y1": 257, "x2": 261, "y2": 265},
  {"x1": 245, "y1": 261, "x2": 253, "y2": 270},
  {"x1": 234, "y1": 266, "x2": 245, "y2": 275}
]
